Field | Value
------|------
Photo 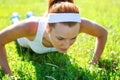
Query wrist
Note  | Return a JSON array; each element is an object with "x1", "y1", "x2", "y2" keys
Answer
[{"x1": 90, "y1": 56, "x2": 98, "y2": 64}]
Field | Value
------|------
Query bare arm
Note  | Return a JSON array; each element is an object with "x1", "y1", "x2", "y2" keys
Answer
[
  {"x1": 80, "y1": 18, "x2": 108, "y2": 64},
  {"x1": 0, "y1": 45, "x2": 12, "y2": 75},
  {"x1": 0, "y1": 18, "x2": 38, "y2": 75}
]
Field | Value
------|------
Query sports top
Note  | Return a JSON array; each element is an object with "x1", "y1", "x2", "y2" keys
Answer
[{"x1": 17, "y1": 17, "x2": 57, "y2": 54}]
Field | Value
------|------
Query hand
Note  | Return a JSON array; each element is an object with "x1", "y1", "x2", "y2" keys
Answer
[
  {"x1": 89, "y1": 60, "x2": 97, "y2": 70},
  {"x1": 89, "y1": 58, "x2": 98, "y2": 65}
]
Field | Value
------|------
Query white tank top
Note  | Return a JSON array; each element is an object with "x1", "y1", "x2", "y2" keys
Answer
[{"x1": 17, "y1": 17, "x2": 57, "y2": 54}]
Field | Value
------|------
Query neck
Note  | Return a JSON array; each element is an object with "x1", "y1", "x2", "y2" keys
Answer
[{"x1": 42, "y1": 31, "x2": 53, "y2": 47}]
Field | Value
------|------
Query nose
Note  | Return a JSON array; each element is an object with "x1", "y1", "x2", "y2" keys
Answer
[{"x1": 63, "y1": 40, "x2": 70, "y2": 49}]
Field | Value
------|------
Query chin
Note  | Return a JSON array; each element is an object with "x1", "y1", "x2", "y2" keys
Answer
[
  {"x1": 58, "y1": 50, "x2": 67, "y2": 53},
  {"x1": 55, "y1": 47, "x2": 67, "y2": 53}
]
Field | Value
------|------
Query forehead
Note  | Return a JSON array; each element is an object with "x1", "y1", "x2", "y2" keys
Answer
[{"x1": 52, "y1": 23, "x2": 80, "y2": 38}]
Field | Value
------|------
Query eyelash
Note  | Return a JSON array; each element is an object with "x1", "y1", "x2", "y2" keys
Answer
[
  {"x1": 57, "y1": 37, "x2": 64, "y2": 40},
  {"x1": 72, "y1": 37, "x2": 77, "y2": 40}
]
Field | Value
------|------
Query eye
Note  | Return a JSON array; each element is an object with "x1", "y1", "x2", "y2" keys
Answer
[
  {"x1": 57, "y1": 37, "x2": 64, "y2": 40},
  {"x1": 71, "y1": 36, "x2": 77, "y2": 40}
]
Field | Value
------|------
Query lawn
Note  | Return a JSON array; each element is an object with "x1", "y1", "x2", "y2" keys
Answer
[{"x1": 0, "y1": 0, "x2": 120, "y2": 80}]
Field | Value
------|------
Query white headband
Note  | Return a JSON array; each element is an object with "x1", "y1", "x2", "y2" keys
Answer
[{"x1": 47, "y1": 13, "x2": 81, "y2": 23}]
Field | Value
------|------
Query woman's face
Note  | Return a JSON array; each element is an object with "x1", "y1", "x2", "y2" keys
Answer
[{"x1": 49, "y1": 23, "x2": 80, "y2": 53}]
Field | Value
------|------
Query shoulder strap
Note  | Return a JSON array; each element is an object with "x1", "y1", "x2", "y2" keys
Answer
[{"x1": 33, "y1": 17, "x2": 47, "y2": 42}]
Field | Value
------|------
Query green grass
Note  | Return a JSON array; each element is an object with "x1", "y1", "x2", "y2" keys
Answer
[{"x1": 0, "y1": 0, "x2": 120, "y2": 80}]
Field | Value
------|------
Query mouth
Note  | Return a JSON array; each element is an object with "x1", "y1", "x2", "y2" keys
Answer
[{"x1": 59, "y1": 48, "x2": 67, "y2": 52}]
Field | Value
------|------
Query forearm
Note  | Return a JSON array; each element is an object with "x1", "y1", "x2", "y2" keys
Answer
[
  {"x1": 91, "y1": 34, "x2": 107, "y2": 64},
  {"x1": 0, "y1": 45, "x2": 12, "y2": 76}
]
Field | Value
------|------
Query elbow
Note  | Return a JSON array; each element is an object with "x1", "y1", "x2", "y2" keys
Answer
[
  {"x1": 96, "y1": 27, "x2": 108, "y2": 40},
  {"x1": 0, "y1": 42, "x2": 5, "y2": 47},
  {"x1": 0, "y1": 43, "x2": 5, "y2": 49},
  {"x1": 103, "y1": 28, "x2": 108, "y2": 38},
  {"x1": 0, "y1": 38, "x2": 7, "y2": 47},
  {"x1": 100, "y1": 26, "x2": 108, "y2": 38},
  {"x1": 97, "y1": 29, "x2": 108, "y2": 41}
]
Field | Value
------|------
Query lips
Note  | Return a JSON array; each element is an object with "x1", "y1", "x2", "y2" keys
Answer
[{"x1": 60, "y1": 48, "x2": 67, "y2": 52}]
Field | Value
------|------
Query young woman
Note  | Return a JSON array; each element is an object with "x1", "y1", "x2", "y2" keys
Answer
[{"x1": 0, "y1": 0, "x2": 108, "y2": 75}]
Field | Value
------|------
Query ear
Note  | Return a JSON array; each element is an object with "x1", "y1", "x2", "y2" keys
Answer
[{"x1": 46, "y1": 24, "x2": 52, "y2": 34}]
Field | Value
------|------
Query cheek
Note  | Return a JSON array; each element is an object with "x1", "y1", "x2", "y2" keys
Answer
[
  {"x1": 70, "y1": 38, "x2": 78, "y2": 46},
  {"x1": 70, "y1": 40, "x2": 76, "y2": 46},
  {"x1": 50, "y1": 34, "x2": 61, "y2": 46},
  {"x1": 52, "y1": 38, "x2": 59, "y2": 44}
]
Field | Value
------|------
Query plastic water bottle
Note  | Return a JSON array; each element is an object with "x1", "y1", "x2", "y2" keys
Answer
[
  {"x1": 26, "y1": 11, "x2": 34, "y2": 18},
  {"x1": 11, "y1": 12, "x2": 20, "y2": 24}
]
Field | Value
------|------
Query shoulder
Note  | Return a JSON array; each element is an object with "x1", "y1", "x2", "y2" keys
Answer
[
  {"x1": 13, "y1": 16, "x2": 46, "y2": 37},
  {"x1": 79, "y1": 18, "x2": 97, "y2": 33},
  {"x1": 21, "y1": 17, "x2": 41, "y2": 35},
  {"x1": 79, "y1": 18, "x2": 107, "y2": 37},
  {"x1": 80, "y1": 18, "x2": 95, "y2": 27},
  {"x1": 22, "y1": 16, "x2": 47, "y2": 40}
]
